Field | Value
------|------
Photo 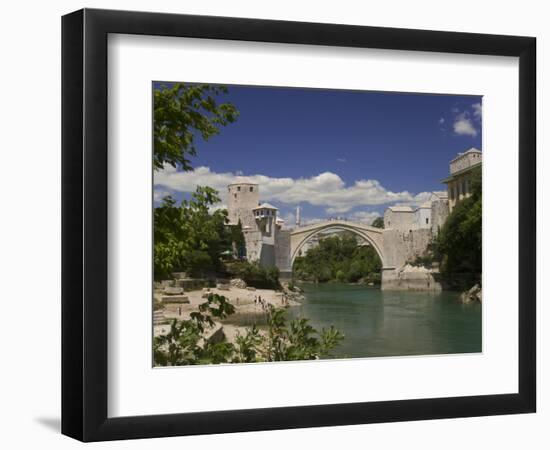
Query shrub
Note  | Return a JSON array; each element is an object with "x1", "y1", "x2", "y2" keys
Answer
[
  {"x1": 153, "y1": 295, "x2": 345, "y2": 366},
  {"x1": 226, "y1": 261, "x2": 281, "y2": 289}
]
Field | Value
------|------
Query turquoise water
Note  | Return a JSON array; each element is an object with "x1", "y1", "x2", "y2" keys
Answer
[{"x1": 287, "y1": 283, "x2": 482, "y2": 359}]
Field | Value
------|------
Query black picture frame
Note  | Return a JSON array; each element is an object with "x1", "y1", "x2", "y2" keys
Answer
[{"x1": 62, "y1": 8, "x2": 536, "y2": 442}]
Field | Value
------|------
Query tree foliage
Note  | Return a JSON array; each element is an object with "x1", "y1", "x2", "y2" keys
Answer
[
  {"x1": 226, "y1": 261, "x2": 281, "y2": 289},
  {"x1": 293, "y1": 234, "x2": 382, "y2": 283},
  {"x1": 434, "y1": 166, "x2": 482, "y2": 275},
  {"x1": 154, "y1": 83, "x2": 239, "y2": 171},
  {"x1": 153, "y1": 295, "x2": 344, "y2": 366},
  {"x1": 153, "y1": 293, "x2": 236, "y2": 366},
  {"x1": 154, "y1": 186, "x2": 237, "y2": 279},
  {"x1": 371, "y1": 216, "x2": 384, "y2": 229}
]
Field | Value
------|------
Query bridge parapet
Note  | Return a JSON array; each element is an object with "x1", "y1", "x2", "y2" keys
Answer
[{"x1": 291, "y1": 220, "x2": 383, "y2": 236}]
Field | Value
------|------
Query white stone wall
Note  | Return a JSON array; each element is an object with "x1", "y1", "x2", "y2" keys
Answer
[
  {"x1": 243, "y1": 230, "x2": 263, "y2": 262},
  {"x1": 384, "y1": 208, "x2": 415, "y2": 231},
  {"x1": 382, "y1": 228, "x2": 433, "y2": 269},
  {"x1": 414, "y1": 206, "x2": 432, "y2": 229},
  {"x1": 227, "y1": 183, "x2": 259, "y2": 228},
  {"x1": 274, "y1": 229, "x2": 291, "y2": 272},
  {"x1": 256, "y1": 216, "x2": 276, "y2": 245},
  {"x1": 450, "y1": 150, "x2": 482, "y2": 174}
]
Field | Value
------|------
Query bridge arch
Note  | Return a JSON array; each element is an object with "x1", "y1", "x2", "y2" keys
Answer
[{"x1": 289, "y1": 221, "x2": 386, "y2": 269}]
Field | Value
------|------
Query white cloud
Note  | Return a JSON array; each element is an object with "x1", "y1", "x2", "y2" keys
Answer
[
  {"x1": 208, "y1": 203, "x2": 227, "y2": 213},
  {"x1": 438, "y1": 117, "x2": 445, "y2": 124},
  {"x1": 336, "y1": 158, "x2": 347, "y2": 163},
  {"x1": 472, "y1": 102, "x2": 482, "y2": 121},
  {"x1": 155, "y1": 165, "x2": 430, "y2": 214},
  {"x1": 301, "y1": 217, "x2": 326, "y2": 225},
  {"x1": 280, "y1": 211, "x2": 326, "y2": 227},
  {"x1": 348, "y1": 211, "x2": 381, "y2": 224},
  {"x1": 453, "y1": 113, "x2": 477, "y2": 137},
  {"x1": 451, "y1": 103, "x2": 481, "y2": 137},
  {"x1": 281, "y1": 211, "x2": 296, "y2": 225},
  {"x1": 153, "y1": 188, "x2": 172, "y2": 202}
]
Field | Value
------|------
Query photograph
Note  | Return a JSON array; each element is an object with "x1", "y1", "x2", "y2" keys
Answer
[{"x1": 152, "y1": 83, "x2": 483, "y2": 366}]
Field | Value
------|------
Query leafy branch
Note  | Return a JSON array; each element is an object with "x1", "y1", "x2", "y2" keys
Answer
[{"x1": 154, "y1": 295, "x2": 344, "y2": 366}]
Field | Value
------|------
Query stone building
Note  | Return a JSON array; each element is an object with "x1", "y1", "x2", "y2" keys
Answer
[
  {"x1": 227, "y1": 182, "x2": 258, "y2": 229},
  {"x1": 383, "y1": 199, "x2": 441, "y2": 233},
  {"x1": 226, "y1": 148, "x2": 480, "y2": 279},
  {"x1": 441, "y1": 148, "x2": 482, "y2": 212},
  {"x1": 383, "y1": 148, "x2": 481, "y2": 234},
  {"x1": 429, "y1": 191, "x2": 449, "y2": 235},
  {"x1": 227, "y1": 181, "x2": 288, "y2": 268},
  {"x1": 380, "y1": 148, "x2": 481, "y2": 289}
]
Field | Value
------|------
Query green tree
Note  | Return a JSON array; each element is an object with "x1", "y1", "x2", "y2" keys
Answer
[
  {"x1": 262, "y1": 307, "x2": 344, "y2": 362},
  {"x1": 227, "y1": 220, "x2": 246, "y2": 259},
  {"x1": 153, "y1": 186, "x2": 233, "y2": 279},
  {"x1": 226, "y1": 261, "x2": 281, "y2": 289},
  {"x1": 371, "y1": 216, "x2": 384, "y2": 229},
  {"x1": 153, "y1": 293, "x2": 236, "y2": 366},
  {"x1": 154, "y1": 83, "x2": 239, "y2": 171},
  {"x1": 434, "y1": 166, "x2": 482, "y2": 276},
  {"x1": 293, "y1": 234, "x2": 382, "y2": 283}
]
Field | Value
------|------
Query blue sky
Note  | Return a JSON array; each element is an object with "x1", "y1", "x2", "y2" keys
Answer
[{"x1": 154, "y1": 83, "x2": 482, "y2": 225}]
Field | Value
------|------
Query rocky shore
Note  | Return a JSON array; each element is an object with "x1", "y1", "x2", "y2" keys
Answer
[
  {"x1": 381, "y1": 264, "x2": 443, "y2": 291},
  {"x1": 460, "y1": 283, "x2": 482, "y2": 303},
  {"x1": 153, "y1": 278, "x2": 304, "y2": 343}
]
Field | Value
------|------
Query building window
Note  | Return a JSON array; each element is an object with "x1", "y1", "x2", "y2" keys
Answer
[
  {"x1": 249, "y1": 186, "x2": 253, "y2": 192},
  {"x1": 234, "y1": 193, "x2": 237, "y2": 199},
  {"x1": 237, "y1": 186, "x2": 241, "y2": 191},
  {"x1": 426, "y1": 218, "x2": 429, "y2": 224}
]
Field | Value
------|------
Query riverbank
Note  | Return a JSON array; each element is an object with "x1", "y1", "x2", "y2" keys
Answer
[{"x1": 153, "y1": 281, "x2": 303, "y2": 341}]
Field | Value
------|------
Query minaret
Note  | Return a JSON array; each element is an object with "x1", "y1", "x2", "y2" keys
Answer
[{"x1": 296, "y1": 206, "x2": 301, "y2": 227}]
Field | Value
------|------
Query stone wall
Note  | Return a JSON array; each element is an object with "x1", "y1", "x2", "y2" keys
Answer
[
  {"x1": 244, "y1": 229, "x2": 278, "y2": 267},
  {"x1": 381, "y1": 264, "x2": 442, "y2": 291},
  {"x1": 227, "y1": 183, "x2": 259, "y2": 227},
  {"x1": 259, "y1": 243, "x2": 275, "y2": 267},
  {"x1": 384, "y1": 208, "x2": 415, "y2": 231},
  {"x1": 274, "y1": 229, "x2": 291, "y2": 272},
  {"x1": 243, "y1": 230, "x2": 263, "y2": 262},
  {"x1": 450, "y1": 150, "x2": 482, "y2": 174},
  {"x1": 382, "y1": 228, "x2": 433, "y2": 269},
  {"x1": 430, "y1": 198, "x2": 449, "y2": 235}
]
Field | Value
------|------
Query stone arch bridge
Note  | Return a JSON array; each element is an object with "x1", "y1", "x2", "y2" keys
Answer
[
  {"x1": 289, "y1": 220, "x2": 386, "y2": 268},
  {"x1": 275, "y1": 219, "x2": 433, "y2": 290}
]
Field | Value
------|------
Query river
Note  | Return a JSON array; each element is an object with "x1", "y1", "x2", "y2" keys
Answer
[{"x1": 287, "y1": 282, "x2": 481, "y2": 359}]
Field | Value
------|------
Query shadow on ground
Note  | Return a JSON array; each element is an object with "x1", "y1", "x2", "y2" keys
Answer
[{"x1": 35, "y1": 417, "x2": 60, "y2": 433}]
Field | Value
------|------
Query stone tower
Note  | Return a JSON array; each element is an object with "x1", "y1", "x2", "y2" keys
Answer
[{"x1": 227, "y1": 182, "x2": 259, "y2": 228}]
